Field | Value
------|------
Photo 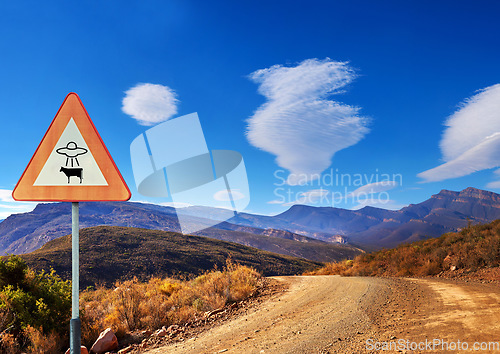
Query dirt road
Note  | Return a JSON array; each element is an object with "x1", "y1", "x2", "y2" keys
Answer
[{"x1": 145, "y1": 276, "x2": 500, "y2": 353}]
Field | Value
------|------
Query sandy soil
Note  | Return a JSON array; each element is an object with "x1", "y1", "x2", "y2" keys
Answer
[{"x1": 143, "y1": 276, "x2": 500, "y2": 354}]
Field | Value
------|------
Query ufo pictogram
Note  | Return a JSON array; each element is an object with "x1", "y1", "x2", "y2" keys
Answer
[{"x1": 56, "y1": 141, "x2": 88, "y2": 167}]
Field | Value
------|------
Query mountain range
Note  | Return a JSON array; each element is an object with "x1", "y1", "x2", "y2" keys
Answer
[
  {"x1": 1, "y1": 187, "x2": 499, "y2": 257},
  {"x1": 230, "y1": 187, "x2": 500, "y2": 249},
  {"x1": 0, "y1": 201, "x2": 360, "y2": 262}
]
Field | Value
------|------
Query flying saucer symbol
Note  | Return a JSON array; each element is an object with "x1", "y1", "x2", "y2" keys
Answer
[{"x1": 56, "y1": 141, "x2": 88, "y2": 167}]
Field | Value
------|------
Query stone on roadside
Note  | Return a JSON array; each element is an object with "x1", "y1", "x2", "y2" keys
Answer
[
  {"x1": 90, "y1": 328, "x2": 119, "y2": 353},
  {"x1": 167, "y1": 324, "x2": 179, "y2": 333},
  {"x1": 155, "y1": 326, "x2": 168, "y2": 337}
]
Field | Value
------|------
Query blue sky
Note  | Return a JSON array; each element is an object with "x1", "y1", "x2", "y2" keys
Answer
[{"x1": 2, "y1": 0, "x2": 500, "y2": 218}]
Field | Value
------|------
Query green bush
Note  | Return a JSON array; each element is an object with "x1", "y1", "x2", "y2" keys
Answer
[{"x1": 0, "y1": 255, "x2": 71, "y2": 351}]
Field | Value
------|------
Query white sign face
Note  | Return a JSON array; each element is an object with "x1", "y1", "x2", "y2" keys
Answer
[{"x1": 34, "y1": 118, "x2": 108, "y2": 186}]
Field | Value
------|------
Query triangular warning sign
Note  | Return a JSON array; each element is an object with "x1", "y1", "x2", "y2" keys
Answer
[{"x1": 13, "y1": 93, "x2": 131, "y2": 201}]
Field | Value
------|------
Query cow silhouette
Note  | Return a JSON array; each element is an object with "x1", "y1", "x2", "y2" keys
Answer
[{"x1": 60, "y1": 167, "x2": 83, "y2": 184}]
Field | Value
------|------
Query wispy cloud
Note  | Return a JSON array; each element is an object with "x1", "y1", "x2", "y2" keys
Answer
[
  {"x1": 347, "y1": 181, "x2": 398, "y2": 198},
  {"x1": 122, "y1": 83, "x2": 179, "y2": 126},
  {"x1": 267, "y1": 199, "x2": 284, "y2": 205},
  {"x1": 0, "y1": 189, "x2": 14, "y2": 202},
  {"x1": 270, "y1": 181, "x2": 399, "y2": 207},
  {"x1": 213, "y1": 189, "x2": 245, "y2": 202},
  {"x1": 246, "y1": 58, "x2": 370, "y2": 185},
  {"x1": 418, "y1": 84, "x2": 500, "y2": 183},
  {"x1": 282, "y1": 189, "x2": 330, "y2": 206},
  {"x1": 487, "y1": 169, "x2": 500, "y2": 189},
  {"x1": 0, "y1": 189, "x2": 37, "y2": 219},
  {"x1": 419, "y1": 133, "x2": 500, "y2": 182},
  {"x1": 0, "y1": 203, "x2": 34, "y2": 210}
]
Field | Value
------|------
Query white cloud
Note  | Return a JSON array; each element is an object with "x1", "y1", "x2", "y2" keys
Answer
[
  {"x1": 0, "y1": 204, "x2": 36, "y2": 216},
  {"x1": 283, "y1": 188, "x2": 330, "y2": 206},
  {"x1": 267, "y1": 199, "x2": 285, "y2": 204},
  {"x1": 271, "y1": 183, "x2": 399, "y2": 207},
  {"x1": 0, "y1": 212, "x2": 12, "y2": 219},
  {"x1": 0, "y1": 189, "x2": 36, "y2": 219},
  {"x1": 246, "y1": 58, "x2": 370, "y2": 185},
  {"x1": 486, "y1": 181, "x2": 500, "y2": 189},
  {"x1": 419, "y1": 84, "x2": 500, "y2": 182},
  {"x1": 441, "y1": 84, "x2": 500, "y2": 161},
  {"x1": 300, "y1": 188, "x2": 329, "y2": 200},
  {"x1": 0, "y1": 203, "x2": 34, "y2": 210},
  {"x1": 0, "y1": 189, "x2": 37, "y2": 219},
  {"x1": 122, "y1": 83, "x2": 179, "y2": 126},
  {"x1": 0, "y1": 189, "x2": 13, "y2": 202},
  {"x1": 419, "y1": 133, "x2": 500, "y2": 182},
  {"x1": 213, "y1": 189, "x2": 245, "y2": 202},
  {"x1": 347, "y1": 181, "x2": 398, "y2": 198},
  {"x1": 486, "y1": 169, "x2": 500, "y2": 189}
]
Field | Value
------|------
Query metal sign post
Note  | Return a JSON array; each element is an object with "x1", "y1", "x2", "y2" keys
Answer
[
  {"x1": 70, "y1": 202, "x2": 81, "y2": 353},
  {"x1": 12, "y1": 93, "x2": 130, "y2": 353}
]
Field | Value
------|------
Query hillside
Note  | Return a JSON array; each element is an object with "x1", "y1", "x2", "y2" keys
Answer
[
  {"x1": 196, "y1": 227, "x2": 361, "y2": 262},
  {"x1": 0, "y1": 202, "x2": 179, "y2": 254},
  {"x1": 231, "y1": 187, "x2": 500, "y2": 248},
  {"x1": 308, "y1": 219, "x2": 500, "y2": 278},
  {"x1": 20, "y1": 226, "x2": 323, "y2": 288},
  {"x1": 0, "y1": 202, "x2": 361, "y2": 262}
]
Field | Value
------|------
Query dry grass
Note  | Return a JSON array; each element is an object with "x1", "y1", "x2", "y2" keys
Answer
[
  {"x1": 306, "y1": 220, "x2": 500, "y2": 277},
  {"x1": 0, "y1": 308, "x2": 18, "y2": 353},
  {"x1": 0, "y1": 333, "x2": 19, "y2": 354},
  {"x1": 23, "y1": 326, "x2": 61, "y2": 354},
  {"x1": 80, "y1": 259, "x2": 260, "y2": 347},
  {"x1": 0, "y1": 256, "x2": 261, "y2": 351}
]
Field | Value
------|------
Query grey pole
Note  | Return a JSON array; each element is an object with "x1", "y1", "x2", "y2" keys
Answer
[{"x1": 70, "y1": 202, "x2": 81, "y2": 354}]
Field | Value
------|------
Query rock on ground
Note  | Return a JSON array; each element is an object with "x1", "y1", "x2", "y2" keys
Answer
[{"x1": 91, "y1": 328, "x2": 119, "y2": 353}]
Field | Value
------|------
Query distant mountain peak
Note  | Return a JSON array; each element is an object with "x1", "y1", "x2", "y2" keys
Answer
[
  {"x1": 358, "y1": 205, "x2": 385, "y2": 212},
  {"x1": 434, "y1": 189, "x2": 460, "y2": 197},
  {"x1": 433, "y1": 187, "x2": 500, "y2": 200},
  {"x1": 459, "y1": 187, "x2": 500, "y2": 199},
  {"x1": 288, "y1": 204, "x2": 317, "y2": 211},
  {"x1": 463, "y1": 187, "x2": 482, "y2": 192}
]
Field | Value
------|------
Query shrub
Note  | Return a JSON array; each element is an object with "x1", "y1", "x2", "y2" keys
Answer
[
  {"x1": 79, "y1": 259, "x2": 261, "y2": 345},
  {"x1": 0, "y1": 332, "x2": 19, "y2": 353},
  {"x1": 306, "y1": 220, "x2": 500, "y2": 277},
  {"x1": 0, "y1": 255, "x2": 71, "y2": 352},
  {"x1": 157, "y1": 279, "x2": 182, "y2": 296},
  {"x1": 0, "y1": 256, "x2": 261, "y2": 350},
  {"x1": 109, "y1": 278, "x2": 143, "y2": 331},
  {"x1": 24, "y1": 325, "x2": 60, "y2": 354}
]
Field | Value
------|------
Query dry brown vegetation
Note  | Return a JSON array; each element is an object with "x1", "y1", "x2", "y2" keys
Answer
[
  {"x1": 79, "y1": 259, "x2": 261, "y2": 348},
  {"x1": 0, "y1": 258, "x2": 260, "y2": 353},
  {"x1": 306, "y1": 220, "x2": 500, "y2": 277}
]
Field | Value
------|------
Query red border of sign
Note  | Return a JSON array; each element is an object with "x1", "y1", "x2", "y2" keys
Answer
[{"x1": 12, "y1": 93, "x2": 131, "y2": 202}]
